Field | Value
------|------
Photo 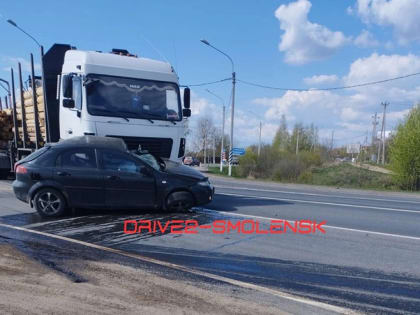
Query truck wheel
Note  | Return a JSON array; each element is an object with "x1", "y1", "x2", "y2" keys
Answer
[
  {"x1": 166, "y1": 191, "x2": 194, "y2": 212},
  {"x1": 33, "y1": 188, "x2": 66, "y2": 218}
]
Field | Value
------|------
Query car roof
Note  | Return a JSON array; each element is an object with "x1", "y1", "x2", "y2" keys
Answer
[{"x1": 50, "y1": 136, "x2": 127, "y2": 151}]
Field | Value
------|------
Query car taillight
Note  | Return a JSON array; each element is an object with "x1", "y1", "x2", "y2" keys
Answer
[{"x1": 15, "y1": 165, "x2": 27, "y2": 174}]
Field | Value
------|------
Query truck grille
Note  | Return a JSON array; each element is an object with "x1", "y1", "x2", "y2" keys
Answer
[{"x1": 106, "y1": 135, "x2": 173, "y2": 158}]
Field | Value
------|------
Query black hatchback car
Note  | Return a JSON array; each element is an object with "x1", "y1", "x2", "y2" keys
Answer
[{"x1": 13, "y1": 136, "x2": 214, "y2": 218}]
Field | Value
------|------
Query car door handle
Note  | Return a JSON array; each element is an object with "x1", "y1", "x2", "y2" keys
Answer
[
  {"x1": 67, "y1": 129, "x2": 73, "y2": 134},
  {"x1": 106, "y1": 175, "x2": 119, "y2": 180},
  {"x1": 57, "y1": 171, "x2": 71, "y2": 176}
]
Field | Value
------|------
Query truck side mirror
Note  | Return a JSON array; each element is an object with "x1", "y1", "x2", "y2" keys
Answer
[
  {"x1": 182, "y1": 108, "x2": 191, "y2": 117},
  {"x1": 62, "y1": 74, "x2": 73, "y2": 98},
  {"x1": 63, "y1": 99, "x2": 75, "y2": 108},
  {"x1": 183, "y1": 87, "x2": 190, "y2": 109}
]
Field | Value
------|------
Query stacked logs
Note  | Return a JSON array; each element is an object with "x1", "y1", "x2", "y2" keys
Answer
[
  {"x1": 0, "y1": 109, "x2": 13, "y2": 148},
  {"x1": 15, "y1": 87, "x2": 46, "y2": 144}
]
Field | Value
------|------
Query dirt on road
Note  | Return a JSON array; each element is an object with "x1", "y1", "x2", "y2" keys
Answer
[{"x1": 0, "y1": 244, "x2": 284, "y2": 315}]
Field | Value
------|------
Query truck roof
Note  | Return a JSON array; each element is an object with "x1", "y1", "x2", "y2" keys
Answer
[{"x1": 62, "y1": 50, "x2": 178, "y2": 82}]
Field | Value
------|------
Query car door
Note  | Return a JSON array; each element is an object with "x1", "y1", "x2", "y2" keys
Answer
[
  {"x1": 99, "y1": 149, "x2": 156, "y2": 209},
  {"x1": 54, "y1": 147, "x2": 105, "y2": 207}
]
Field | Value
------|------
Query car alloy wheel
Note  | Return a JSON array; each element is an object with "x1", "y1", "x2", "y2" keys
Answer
[
  {"x1": 34, "y1": 188, "x2": 66, "y2": 218},
  {"x1": 166, "y1": 191, "x2": 194, "y2": 212}
]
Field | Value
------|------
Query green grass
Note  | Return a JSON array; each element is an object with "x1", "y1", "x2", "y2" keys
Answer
[
  {"x1": 299, "y1": 163, "x2": 400, "y2": 190},
  {"x1": 208, "y1": 163, "x2": 402, "y2": 191},
  {"x1": 207, "y1": 166, "x2": 241, "y2": 177}
]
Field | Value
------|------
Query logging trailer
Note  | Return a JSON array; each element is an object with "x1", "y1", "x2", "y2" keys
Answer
[{"x1": 0, "y1": 44, "x2": 191, "y2": 178}]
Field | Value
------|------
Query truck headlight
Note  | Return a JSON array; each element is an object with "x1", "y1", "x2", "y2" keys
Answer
[{"x1": 197, "y1": 180, "x2": 210, "y2": 187}]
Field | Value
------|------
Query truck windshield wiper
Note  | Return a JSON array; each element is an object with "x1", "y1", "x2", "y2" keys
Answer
[{"x1": 143, "y1": 113, "x2": 177, "y2": 124}]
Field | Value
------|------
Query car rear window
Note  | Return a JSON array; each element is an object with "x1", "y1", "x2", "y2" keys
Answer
[{"x1": 18, "y1": 146, "x2": 50, "y2": 164}]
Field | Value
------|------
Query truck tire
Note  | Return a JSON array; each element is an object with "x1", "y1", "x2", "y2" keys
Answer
[
  {"x1": 33, "y1": 188, "x2": 67, "y2": 218},
  {"x1": 165, "y1": 191, "x2": 194, "y2": 212}
]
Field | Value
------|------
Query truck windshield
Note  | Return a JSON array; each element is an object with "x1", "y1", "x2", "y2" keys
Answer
[{"x1": 85, "y1": 74, "x2": 181, "y2": 122}]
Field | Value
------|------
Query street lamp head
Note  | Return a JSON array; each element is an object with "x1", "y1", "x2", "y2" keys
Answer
[
  {"x1": 200, "y1": 39, "x2": 210, "y2": 46},
  {"x1": 7, "y1": 19, "x2": 17, "y2": 27}
]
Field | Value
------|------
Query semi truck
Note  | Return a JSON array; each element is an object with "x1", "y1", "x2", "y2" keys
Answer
[{"x1": 0, "y1": 43, "x2": 191, "y2": 178}]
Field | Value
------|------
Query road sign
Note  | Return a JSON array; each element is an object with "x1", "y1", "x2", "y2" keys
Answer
[{"x1": 231, "y1": 147, "x2": 245, "y2": 156}]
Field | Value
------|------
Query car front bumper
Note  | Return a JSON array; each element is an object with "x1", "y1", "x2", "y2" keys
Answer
[{"x1": 191, "y1": 183, "x2": 214, "y2": 206}]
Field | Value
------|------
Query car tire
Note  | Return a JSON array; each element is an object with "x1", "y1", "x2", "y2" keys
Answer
[
  {"x1": 165, "y1": 191, "x2": 194, "y2": 212},
  {"x1": 33, "y1": 188, "x2": 67, "y2": 218}
]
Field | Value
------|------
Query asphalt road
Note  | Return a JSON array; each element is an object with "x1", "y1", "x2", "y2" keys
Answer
[{"x1": 1, "y1": 175, "x2": 420, "y2": 314}]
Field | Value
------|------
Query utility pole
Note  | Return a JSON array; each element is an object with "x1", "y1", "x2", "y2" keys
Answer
[
  {"x1": 213, "y1": 135, "x2": 216, "y2": 164},
  {"x1": 331, "y1": 130, "x2": 334, "y2": 150},
  {"x1": 258, "y1": 121, "x2": 262, "y2": 156},
  {"x1": 221, "y1": 105, "x2": 225, "y2": 171},
  {"x1": 381, "y1": 102, "x2": 388, "y2": 165},
  {"x1": 371, "y1": 112, "x2": 378, "y2": 146},
  {"x1": 229, "y1": 71, "x2": 236, "y2": 175},
  {"x1": 295, "y1": 128, "x2": 300, "y2": 155}
]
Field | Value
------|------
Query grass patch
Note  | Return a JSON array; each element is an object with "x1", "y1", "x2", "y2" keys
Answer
[
  {"x1": 207, "y1": 166, "x2": 242, "y2": 177},
  {"x1": 299, "y1": 163, "x2": 399, "y2": 190},
  {"x1": 209, "y1": 163, "x2": 402, "y2": 191}
]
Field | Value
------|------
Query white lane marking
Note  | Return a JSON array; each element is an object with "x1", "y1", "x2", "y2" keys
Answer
[
  {"x1": 0, "y1": 223, "x2": 354, "y2": 314},
  {"x1": 217, "y1": 192, "x2": 420, "y2": 214},
  {"x1": 198, "y1": 209, "x2": 420, "y2": 241},
  {"x1": 214, "y1": 185, "x2": 420, "y2": 205}
]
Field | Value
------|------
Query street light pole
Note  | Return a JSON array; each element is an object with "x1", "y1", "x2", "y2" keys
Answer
[
  {"x1": 7, "y1": 19, "x2": 41, "y2": 47},
  {"x1": 201, "y1": 39, "x2": 235, "y2": 176},
  {"x1": 206, "y1": 89, "x2": 225, "y2": 173},
  {"x1": 6, "y1": 18, "x2": 51, "y2": 142}
]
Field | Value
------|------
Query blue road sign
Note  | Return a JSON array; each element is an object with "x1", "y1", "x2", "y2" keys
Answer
[{"x1": 231, "y1": 148, "x2": 245, "y2": 156}]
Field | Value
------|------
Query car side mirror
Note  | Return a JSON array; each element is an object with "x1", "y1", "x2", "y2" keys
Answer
[
  {"x1": 182, "y1": 108, "x2": 191, "y2": 117},
  {"x1": 62, "y1": 74, "x2": 73, "y2": 98},
  {"x1": 183, "y1": 87, "x2": 190, "y2": 109},
  {"x1": 63, "y1": 99, "x2": 75, "y2": 108}
]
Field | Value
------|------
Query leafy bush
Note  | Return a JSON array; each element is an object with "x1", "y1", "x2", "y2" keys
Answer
[
  {"x1": 238, "y1": 149, "x2": 258, "y2": 177},
  {"x1": 389, "y1": 106, "x2": 420, "y2": 190}
]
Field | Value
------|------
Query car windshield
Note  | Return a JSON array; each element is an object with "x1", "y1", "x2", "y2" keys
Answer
[
  {"x1": 85, "y1": 74, "x2": 181, "y2": 122},
  {"x1": 131, "y1": 152, "x2": 162, "y2": 171}
]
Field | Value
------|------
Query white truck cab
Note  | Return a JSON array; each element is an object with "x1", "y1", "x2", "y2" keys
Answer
[{"x1": 58, "y1": 47, "x2": 190, "y2": 161}]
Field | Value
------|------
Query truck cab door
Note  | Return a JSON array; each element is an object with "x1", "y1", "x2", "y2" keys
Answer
[{"x1": 60, "y1": 75, "x2": 83, "y2": 139}]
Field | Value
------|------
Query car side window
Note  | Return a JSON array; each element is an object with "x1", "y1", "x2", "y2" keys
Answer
[
  {"x1": 101, "y1": 151, "x2": 140, "y2": 174},
  {"x1": 58, "y1": 148, "x2": 97, "y2": 169}
]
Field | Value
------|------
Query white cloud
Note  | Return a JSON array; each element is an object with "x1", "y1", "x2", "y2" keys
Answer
[
  {"x1": 353, "y1": 0, "x2": 420, "y2": 44},
  {"x1": 250, "y1": 52, "x2": 420, "y2": 146},
  {"x1": 1, "y1": 56, "x2": 41, "y2": 73},
  {"x1": 340, "y1": 107, "x2": 363, "y2": 122},
  {"x1": 303, "y1": 74, "x2": 339, "y2": 86},
  {"x1": 354, "y1": 29, "x2": 380, "y2": 47},
  {"x1": 274, "y1": 0, "x2": 349, "y2": 65},
  {"x1": 344, "y1": 53, "x2": 420, "y2": 87}
]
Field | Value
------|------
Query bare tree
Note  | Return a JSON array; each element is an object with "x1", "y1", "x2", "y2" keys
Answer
[{"x1": 195, "y1": 117, "x2": 214, "y2": 164}]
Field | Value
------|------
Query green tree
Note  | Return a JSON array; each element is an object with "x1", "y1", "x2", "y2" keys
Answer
[
  {"x1": 389, "y1": 106, "x2": 420, "y2": 190},
  {"x1": 272, "y1": 114, "x2": 289, "y2": 152}
]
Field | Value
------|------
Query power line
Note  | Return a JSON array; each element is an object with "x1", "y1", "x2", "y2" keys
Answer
[
  {"x1": 181, "y1": 77, "x2": 231, "y2": 87},
  {"x1": 237, "y1": 72, "x2": 420, "y2": 91}
]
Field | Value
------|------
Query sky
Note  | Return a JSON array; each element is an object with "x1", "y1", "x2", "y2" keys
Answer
[{"x1": 1, "y1": 0, "x2": 420, "y2": 149}]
